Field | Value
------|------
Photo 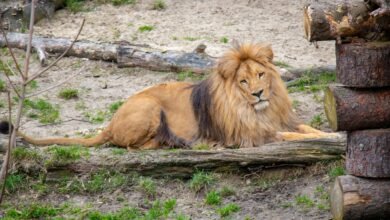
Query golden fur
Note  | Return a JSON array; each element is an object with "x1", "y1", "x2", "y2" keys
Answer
[{"x1": 1, "y1": 43, "x2": 334, "y2": 149}]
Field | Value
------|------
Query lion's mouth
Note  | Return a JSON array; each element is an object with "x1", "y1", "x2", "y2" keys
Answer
[{"x1": 254, "y1": 99, "x2": 269, "y2": 111}]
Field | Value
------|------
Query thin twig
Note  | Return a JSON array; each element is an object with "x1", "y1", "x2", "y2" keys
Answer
[
  {"x1": 0, "y1": 91, "x2": 12, "y2": 204},
  {"x1": 2, "y1": 66, "x2": 21, "y2": 98},
  {"x1": 0, "y1": 29, "x2": 24, "y2": 77},
  {"x1": 23, "y1": 0, "x2": 37, "y2": 80},
  {"x1": 26, "y1": 67, "x2": 84, "y2": 98},
  {"x1": 26, "y1": 18, "x2": 86, "y2": 85}
]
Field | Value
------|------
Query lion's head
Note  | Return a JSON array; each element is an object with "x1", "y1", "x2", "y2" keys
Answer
[{"x1": 192, "y1": 43, "x2": 299, "y2": 147}]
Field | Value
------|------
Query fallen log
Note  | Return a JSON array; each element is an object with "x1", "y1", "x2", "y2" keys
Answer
[
  {"x1": 346, "y1": 129, "x2": 390, "y2": 178},
  {"x1": 5, "y1": 136, "x2": 346, "y2": 177},
  {"x1": 330, "y1": 175, "x2": 390, "y2": 220},
  {"x1": 0, "y1": 32, "x2": 216, "y2": 73},
  {"x1": 336, "y1": 41, "x2": 390, "y2": 87},
  {"x1": 324, "y1": 84, "x2": 390, "y2": 131},
  {"x1": 304, "y1": 0, "x2": 390, "y2": 42}
]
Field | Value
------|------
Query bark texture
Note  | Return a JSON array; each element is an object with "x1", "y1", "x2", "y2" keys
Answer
[
  {"x1": 336, "y1": 42, "x2": 390, "y2": 87},
  {"x1": 304, "y1": 0, "x2": 390, "y2": 42},
  {"x1": 346, "y1": 129, "x2": 390, "y2": 178},
  {"x1": 324, "y1": 84, "x2": 390, "y2": 131},
  {"x1": 330, "y1": 175, "x2": 390, "y2": 220},
  {"x1": 5, "y1": 137, "x2": 346, "y2": 177}
]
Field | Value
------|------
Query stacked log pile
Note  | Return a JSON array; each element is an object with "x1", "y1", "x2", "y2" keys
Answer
[{"x1": 304, "y1": 1, "x2": 390, "y2": 219}]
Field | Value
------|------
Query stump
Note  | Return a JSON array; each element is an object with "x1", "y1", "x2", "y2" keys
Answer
[
  {"x1": 336, "y1": 42, "x2": 390, "y2": 87},
  {"x1": 346, "y1": 129, "x2": 390, "y2": 178},
  {"x1": 330, "y1": 175, "x2": 390, "y2": 220},
  {"x1": 324, "y1": 85, "x2": 390, "y2": 131}
]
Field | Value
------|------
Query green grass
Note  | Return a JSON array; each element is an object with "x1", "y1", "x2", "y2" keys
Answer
[
  {"x1": 183, "y1": 36, "x2": 199, "y2": 41},
  {"x1": 23, "y1": 98, "x2": 60, "y2": 124},
  {"x1": 84, "y1": 110, "x2": 108, "y2": 124},
  {"x1": 28, "y1": 80, "x2": 38, "y2": 90},
  {"x1": 0, "y1": 78, "x2": 6, "y2": 92},
  {"x1": 177, "y1": 71, "x2": 204, "y2": 81},
  {"x1": 329, "y1": 166, "x2": 346, "y2": 179},
  {"x1": 205, "y1": 190, "x2": 221, "y2": 205},
  {"x1": 310, "y1": 114, "x2": 325, "y2": 129},
  {"x1": 220, "y1": 37, "x2": 228, "y2": 43},
  {"x1": 0, "y1": 59, "x2": 13, "y2": 76},
  {"x1": 138, "y1": 176, "x2": 157, "y2": 197},
  {"x1": 287, "y1": 71, "x2": 336, "y2": 93},
  {"x1": 189, "y1": 171, "x2": 215, "y2": 192},
  {"x1": 219, "y1": 186, "x2": 236, "y2": 197},
  {"x1": 87, "y1": 207, "x2": 141, "y2": 219},
  {"x1": 109, "y1": 100, "x2": 124, "y2": 114},
  {"x1": 295, "y1": 194, "x2": 315, "y2": 208},
  {"x1": 111, "y1": 148, "x2": 127, "y2": 155},
  {"x1": 0, "y1": 100, "x2": 5, "y2": 108},
  {"x1": 12, "y1": 147, "x2": 41, "y2": 161},
  {"x1": 47, "y1": 145, "x2": 89, "y2": 162},
  {"x1": 4, "y1": 174, "x2": 26, "y2": 193},
  {"x1": 111, "y1": 0, "x2": 136, "y2": 6},
  {"x1": 152, "y1": 0, "x2": 166, "y2": 10},
  {"x1": 65, "y1": 0, "x2": 85, "y2": 13},
  {"x1": 4, "y1": 203, "x2": 62, "y2": 219},
  {"x1": 58, "y1": 88, "x2": 79, "y2": 100},
  {"x1": 217, "y1": 203, "x2": 240, "y2": 217},
  {"x1": 192, "y1": 143, "x2": 210, "y2": 150},
  {"x1": 138, "y1": 25, "x2": 154, "y2": 32},
  {"x1": 274, "y1": 61, "x2": 291, "y2": 68}
]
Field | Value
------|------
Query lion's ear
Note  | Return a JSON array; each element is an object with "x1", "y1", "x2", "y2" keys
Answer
[
  {"x1": 217, "y1": 56, "x2": 240, "y2": 79},
  {"x1": 261, "y1": 44, "x2": 274, "y2": 62}
]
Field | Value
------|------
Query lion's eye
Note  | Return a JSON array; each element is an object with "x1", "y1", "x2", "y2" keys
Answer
[
  {"x1": 258, "y1": 72, "x2": 265, "y2": 79},
  {"x1": 240, "y1": 79, "x2": 248, "y2": 84}
]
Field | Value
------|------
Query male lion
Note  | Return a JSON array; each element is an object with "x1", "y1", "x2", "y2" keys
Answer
[{"x1": 0, "y1": 43, "x2": 333, "y2": 149}]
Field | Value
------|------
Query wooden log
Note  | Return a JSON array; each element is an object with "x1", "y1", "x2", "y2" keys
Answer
[
  {"x1": 330, "y1": 175, "x2": 390, "y2": 220},
  {"x1": 304, "y1": 0, "x2": 390, "y2": 42},
  {"x1": 346, "y1": 129, "x2": 390, "y2": 178},
  {"x1": 324, "y1": 84, "x2": 390, "y2": 131},
  {"x1": 117, "y1": 44, "x2": 215, "y2": 74},
  {"x1": 336, "y1": 41, "x2": 390, "y2": 87},
  {"x1": 5, "y1": 136, "x2": 346, "y2": 177}
]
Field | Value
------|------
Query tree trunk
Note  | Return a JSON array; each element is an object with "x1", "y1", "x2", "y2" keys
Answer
[
  {"x1": 346, "y1": 129, "x2": 390, "y2": 178},
  {"x1": 330, "y1": 175, "x2": 390, "y2": 220},
  {"x1": 336, "y1": 42, "x2": 390, "y2": 87},
  {"x1": 117, "y1": 45, "x2": 215, "y2": 74},
  {"x1": 303, "y1": 0, "x2": 390, "y2": 42},
  {"x1": 5, "y1": 136, "x2": 346, "y2": 177},
  {"x1": 324, "y1": 84, "x2": 390, "y2": 131},
  {"x1": 0, "y1": 32, "x2": 216, "y2": 74}
]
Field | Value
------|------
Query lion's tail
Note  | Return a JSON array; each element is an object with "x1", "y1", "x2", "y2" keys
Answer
[{"x1": 0, "y1": 121, "x2": 109, "y2": 147}]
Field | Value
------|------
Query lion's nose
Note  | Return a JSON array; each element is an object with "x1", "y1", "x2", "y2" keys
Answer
[{"x1": 252, "y1": 90, "x2": 263, "y2": 98}]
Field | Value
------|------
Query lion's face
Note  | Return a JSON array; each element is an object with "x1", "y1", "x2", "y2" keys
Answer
[{"x1": 236, "y1": 59, "x2": 272, "y2": 111}]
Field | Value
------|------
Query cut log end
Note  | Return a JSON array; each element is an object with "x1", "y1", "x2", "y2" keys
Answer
[
  {"x1": 324, "y1": 87, "x2": 338, "y2": 131},
  {"x1": 330, "y1": 179, "x2": 344, "y2": 220},
  {"x1": 303, "y1": 5, "x2": 312, "y2": 41}
]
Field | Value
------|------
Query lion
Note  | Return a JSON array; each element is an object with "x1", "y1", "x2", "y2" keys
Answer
[{"x1": 0, "y1": 43, "x2": 333, "y2": 150}]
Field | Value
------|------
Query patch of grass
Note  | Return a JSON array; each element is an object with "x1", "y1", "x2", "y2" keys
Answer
[
  {"x1": 58, "y1": 88, "x2": 79, "y2": 100},
  {"x1": 84, "y1": 110, "x2": 108, "y2": 124},
  {"x1": 12, "y1": 147, "x2": 41, "y2": 161},
  {"x1": 281, "y1": 202, "x2": 293, "y2": 208},
  {"x1": 310, "y1": 114, "x2": 325, "y2": 129},
  {"x1": 205, "y1": 190, "x2": 221, "y2": 205},
  {"x1": 287, "y1": 71, "x2": 336, "y2": 93},
  {"x1": 189, "y1": 171, "x2": 215, "y2": 192},
  {"x1": 183, "y1": 36, "x2": 199, "y2": 41},
  {"x1": 152, "y1": 0, "x2": 166, "y2": 10},
  {"x1": 4, "y1": 203, "x2": 62, "y2": 219},
  {"x1": 47, "y1": 145, "x2": 89, "y2": 162},
  {"x1": 177, "y1": 71, "x2": 204, "y2": 81},
  {"x1": 220, "y1": 37, "x2": 228, "y2": 43},
  {"x1": 138, "y1": 25, "x2": 154, "y2": 32},
  {"x1": 65, "y1": 0, "x2": 85, "y2": 13},
  {"x1": 87, "y1": 207, "x2": 141, "y2": 219},
  {"x1": 329, "y1": 166, "x2": 346, "y2": 179},
  {"x1": 0, "y1": 100, "x2": 5, "y2": 108},
  {"x1": 274, "y1": 60, "x2": 290, "y2": 68},
  {"x1": 23, "y1": 98, "x2": 60, "y2": 124},
  {"x1": 143, "y1": 199, "x2": 177, "y2": 219},
  {"x1": 295, "y1": 194, "x2": 315, "y2": 208},
  {"x1": 138, "y1": 176, "x2": 157, "y2": 197},
  {"x1": 28, "y1": 80, "x2": 38, "y2": 90},
  {"x1": 111, "y1": 148, "x2": 127, "y2": 155},
  {"x1": 109, "y1": 100, "x2": 124, "y2": 114},
  {"x1": 192, "y1": 143, "x2": 210, "y2": 150},
  {"x1": 111, "y1": 0, "x2": 136, "y2": 6},
  {"x1": 4, "y1": 173, "x2": 25, "y2": 193},
  {"x1": 0, "y1": 78, "x2": 6, "y2": 92},
  {"x1": 176, "y1": 214, "x2": 191, "y2": 220},
  {"x1": 219, "y1": 186, "x2": 236, "y2": 197},
  {"x1": 217, "y1": 203, "x2": 240, "y2": 217},
  {"x1": 0, "y1": 59, "x2": 13, "y2": 76}
]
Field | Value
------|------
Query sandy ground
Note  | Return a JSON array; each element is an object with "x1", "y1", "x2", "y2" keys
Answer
[{"x1": 0, "y1": 0, "x2": 338, "y2": 219}]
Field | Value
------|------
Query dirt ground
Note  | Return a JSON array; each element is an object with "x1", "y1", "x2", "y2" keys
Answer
[{"x1": 0, "y1": 0, "x2": 341, "y2": 219}]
